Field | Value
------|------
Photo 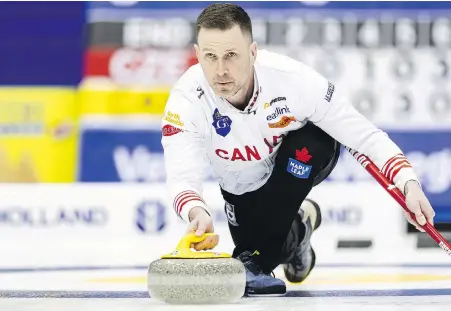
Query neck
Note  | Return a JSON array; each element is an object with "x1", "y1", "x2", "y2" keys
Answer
[{"x1": 227, "y1": 71, "x2": 255, "y2": 111}]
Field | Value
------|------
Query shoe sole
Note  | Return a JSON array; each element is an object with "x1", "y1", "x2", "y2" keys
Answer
[
  {"x1": 245, "y1": 286, "x2": 287, "y2": 297},
  {"x1": 306, "y1": 198, "x2": 321, "y2": 280},
  {"x1": 303, "y1": 198, "x2": 322, "y2": 232},
  {"x1": 245, "y1": 292, "x2": 287, "y2": 297}
]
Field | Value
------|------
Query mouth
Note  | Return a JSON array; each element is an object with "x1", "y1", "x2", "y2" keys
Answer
[{"x1": 216, "y1": 83, "x2": 233, "y2": 88}]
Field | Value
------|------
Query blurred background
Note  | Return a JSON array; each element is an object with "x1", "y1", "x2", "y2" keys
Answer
[{"x1": 0, "y1": 1, "x2": 450, "y2": 267}]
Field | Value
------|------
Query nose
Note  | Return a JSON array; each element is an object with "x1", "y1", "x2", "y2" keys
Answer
[{"x1": 216, "y1": 59, "x2": 228, "y2": 76}]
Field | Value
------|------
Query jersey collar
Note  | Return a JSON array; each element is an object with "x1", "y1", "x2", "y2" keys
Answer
[{"x1": 243, "y1": 68, "x2": 261, "y2": 115}]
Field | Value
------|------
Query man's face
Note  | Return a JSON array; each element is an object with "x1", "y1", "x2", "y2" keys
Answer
[{"x1": 195, "y1": 25, "x2": 256, "y2": 99}]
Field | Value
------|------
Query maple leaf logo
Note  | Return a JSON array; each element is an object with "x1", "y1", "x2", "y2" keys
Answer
[{"x1": 296, "y1": 147, "x2": 312, "y2": 163}]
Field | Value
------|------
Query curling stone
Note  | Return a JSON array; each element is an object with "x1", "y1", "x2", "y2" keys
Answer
[{"x1": 147, "y1": 233, "x2": 245, "y2": 304}]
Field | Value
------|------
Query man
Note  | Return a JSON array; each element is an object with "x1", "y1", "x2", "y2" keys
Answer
[{"x1": 161, "y1": 3, "x2": 435, "y2": 296}]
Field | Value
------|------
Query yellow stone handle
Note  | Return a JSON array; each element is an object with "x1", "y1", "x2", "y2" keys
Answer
[
  {"x1": 160, "y1": 233, "x2": 231, "y2": 258},
  {"x1": 176, "y1": 233, "x2": 215, "y2": 251}
]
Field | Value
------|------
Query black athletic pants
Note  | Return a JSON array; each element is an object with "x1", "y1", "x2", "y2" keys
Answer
[{"x1": 220, "y1": 122, "x2": 341, "y2": 273}]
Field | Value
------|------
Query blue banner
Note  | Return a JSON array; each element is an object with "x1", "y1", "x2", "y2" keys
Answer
[
  {"x1": 78, "y1": 128, "x2": 165, "y2": 182},
  {"x1": 0, "y1": 2, "x2": 85, "y2": 86},
  {"x1": 86, "y1": 1, "x2": 451, "y2": 21},
  {"x1": 87, "y1": 1, "x2": 451, "y2": 10}
]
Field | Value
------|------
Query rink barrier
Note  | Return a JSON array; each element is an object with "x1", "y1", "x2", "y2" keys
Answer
[{"x1": 0, "y1": 182, "x2": 408, "y2": 255}]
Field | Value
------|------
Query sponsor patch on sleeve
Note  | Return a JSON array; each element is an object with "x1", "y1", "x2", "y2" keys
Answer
[
  {"x1": 162, "y1": 124, "x2": 183, "y2": 136},
  {"x1": 163, "y1": 111, "x2": 184, "y2": 127},
  {"x1": 324, "y1": 81, "x2": 335, "y2": 102}
]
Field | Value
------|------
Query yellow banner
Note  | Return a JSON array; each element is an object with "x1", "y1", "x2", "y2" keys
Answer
[
  {"x1": 0, "y1": 88, "x2": 78, "y2": 182},
  {"x1": 78, "y1": 86, "x2": 170, "y2": 115}
]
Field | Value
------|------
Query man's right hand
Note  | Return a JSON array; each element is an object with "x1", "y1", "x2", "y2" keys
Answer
[{"x1": 187, "y1": 206, "x2": 219, "y2": 251}]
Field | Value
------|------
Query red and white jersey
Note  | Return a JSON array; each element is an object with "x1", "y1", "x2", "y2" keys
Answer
[{"x1": 161, "y1": 49, "x2": 419, "y2": 222}]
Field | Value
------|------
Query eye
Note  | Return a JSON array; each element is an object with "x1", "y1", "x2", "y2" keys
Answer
[
  {"x1": 205, "y1": 53, "x2": 216, "y2": 59},
  {"x1": 225, "y1": 52, "x2": 236, "y2": 58}
]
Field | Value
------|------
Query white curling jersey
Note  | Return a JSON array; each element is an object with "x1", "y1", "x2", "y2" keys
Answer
[{"x1": 161, "y1": 49, "x2": 419, "y2": 222}]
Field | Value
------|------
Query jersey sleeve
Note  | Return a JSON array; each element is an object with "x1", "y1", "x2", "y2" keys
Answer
[
  {"x1": 291, "y1": 65, "x2": 420, "y2": 194},
  {"x1": 161, "y1": 89, "x2": 210, "y2": 223}
]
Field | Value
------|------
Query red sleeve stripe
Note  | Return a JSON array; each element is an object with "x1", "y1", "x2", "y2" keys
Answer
[
  {"x1": 174, "y1": 190, "x2": 197, "y2": 208},
  {"x1": 386, "y1": 159, "x2": 411, "y2": 180},
  {"x1": 389, "y1": 163, "x2": 413, "y2": 181},
  {"x1": 381, "y1": 154, "x2": 405, "y2": 175},
  {"x1": 177, "y1": 198, "x2": 204, "y2": 214},
  {"x1": 382, "y1": 154, "x2": 412, "y2": 182},
  {"x1": 382, "y1": 153, "x2": 406, "y2": 175},
  {"x1": 174, "y1": 191, "x2": 206, "y2": 214},
  {"x1": 176, "y1": 195, "x2": 201, "y2": 214}
]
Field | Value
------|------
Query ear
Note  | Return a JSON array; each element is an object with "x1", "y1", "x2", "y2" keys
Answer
[
  {"x1": 194, "y1": 44, "x2": 200, "y2": 62},
  {"x1": 250, "y1": 42, "x2": 257, "y2": 62}
]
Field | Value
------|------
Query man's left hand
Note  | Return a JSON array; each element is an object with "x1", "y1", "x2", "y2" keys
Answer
[{"x1": 404, "y1": 180, "x2": 435, "y2": 232}]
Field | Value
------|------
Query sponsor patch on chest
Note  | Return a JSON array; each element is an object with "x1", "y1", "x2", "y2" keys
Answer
[
  {"x1": 266, "y1": 105, "x2": 291, "y2": 121},
  {"x1": 212, "y1": 108, "x2": 232, "y2": 137},
  {"x1": 268, "y1": 115, "x2": 296, "y2": 128}
]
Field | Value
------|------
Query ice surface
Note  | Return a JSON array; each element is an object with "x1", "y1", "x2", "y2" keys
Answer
[{"x1": 0, "y1": 261, "x2": 450, "y2": 311}]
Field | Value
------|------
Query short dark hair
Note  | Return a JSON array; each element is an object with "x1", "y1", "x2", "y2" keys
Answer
[{"x1": 196, "y1": 3, "x2": 253, "y2": 41}]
